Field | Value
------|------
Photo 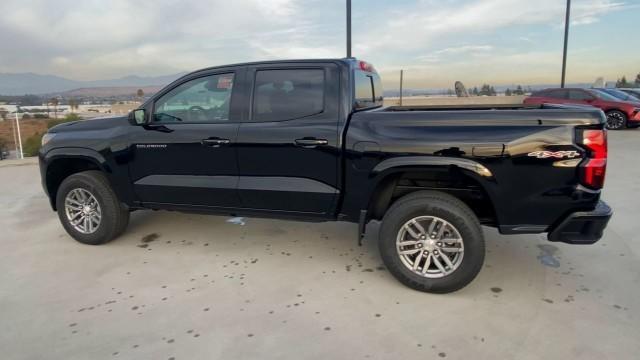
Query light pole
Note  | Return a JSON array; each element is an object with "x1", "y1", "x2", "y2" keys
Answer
[
  {"x1": 15, "y1": 109, "x2": 23, "y2": 159},
  {"x1": 346, "y1": 0, "x2": 352, "y2": 58},
  {"x1": 399, "y1": 70, "x2": 404, "y2": 106},
  {"x1": 561, "y1": 0, "x2": 571, "y2": 88}
]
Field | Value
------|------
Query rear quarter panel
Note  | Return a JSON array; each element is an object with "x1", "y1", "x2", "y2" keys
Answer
[{"x1": 342, "y1": 108, "x2": 604, "y2": 232}]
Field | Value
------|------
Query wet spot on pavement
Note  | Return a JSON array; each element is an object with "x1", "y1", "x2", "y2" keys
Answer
[
  {"x1": 536, "y1": 244, "x2": 560, "y2": 268},
  {"x1": 141, "y1": 233, "x2": 159, "y2": 243},
  {"x1": 543, "y1": 298, "x2": 554, "y2": 304},
  {"x1": 490, "y1": 287, "x2": 502, "y2": 293}
]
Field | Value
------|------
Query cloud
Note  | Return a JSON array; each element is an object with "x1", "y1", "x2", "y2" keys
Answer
[
  {"x1": 355, "y1": 0, "x2": 628, "y2": 57},
  {"x1": 0, "y1": 0, "x2": 633, "y2": 87}
]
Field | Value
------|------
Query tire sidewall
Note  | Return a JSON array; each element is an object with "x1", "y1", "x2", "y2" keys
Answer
[
  {"x1": 56, "y1": 174, "x2": 118, "y2": 245},
  {"x1": 379, "y1": 195, "x2": 484, "y2": 293}
]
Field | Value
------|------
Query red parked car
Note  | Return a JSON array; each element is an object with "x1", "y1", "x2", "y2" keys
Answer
[{"x1": 524, "y1": 88, "x2": 640, "y2": 130}]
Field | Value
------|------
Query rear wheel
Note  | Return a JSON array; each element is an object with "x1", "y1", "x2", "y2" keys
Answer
[
  {"x1": 605, "y1": 110, "x2": 627, "y2": 130},
  {"x1": 379, "y1": 191, "x2": 485, "y2": 293},
  {"x1": 56, "y1": 171, "x2": 129, "y2": 245}
]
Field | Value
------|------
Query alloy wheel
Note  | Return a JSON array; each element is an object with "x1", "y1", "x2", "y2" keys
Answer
[
  {"x1": 64, "y1": 188, "x2": 102, "y2": 234},
  {"x1": 396, "y1": 216, "x2": 464, "y2": 278},
  {"x1": 606, "y1": 112, "x2": 625, "y2": 129}
]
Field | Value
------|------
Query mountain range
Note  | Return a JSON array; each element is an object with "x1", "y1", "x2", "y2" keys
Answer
[{"x1": 0, "y1": 72, "x2": 185, "y2": 95}]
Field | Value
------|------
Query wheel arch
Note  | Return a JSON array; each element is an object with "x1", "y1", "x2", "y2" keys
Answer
[
  {"x1": 42, "y1": 148, "x2": 112, "y2": 210},
  {"x1": 364, "y1": 157, "x2": 498, "y2": 226}
]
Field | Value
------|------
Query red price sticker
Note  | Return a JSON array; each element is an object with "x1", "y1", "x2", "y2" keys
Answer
[{"x1": 217, "y1": 76, "x2": 233, "y2": 89}]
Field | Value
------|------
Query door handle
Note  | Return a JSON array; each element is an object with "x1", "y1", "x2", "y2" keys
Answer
[
  {"x1": 295, "y1": 138, "x2": 328, "y2": 147},
  {"x1": 201, "y1": 138, "x2": 230, "y2": 147}
]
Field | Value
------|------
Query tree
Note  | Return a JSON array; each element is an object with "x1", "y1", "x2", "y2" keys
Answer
[
  {"x1": 49, "y1": 98, "x2": 59, "y2": 119},
  {"x1": 136, "y1": 88, "x2": 144, "y2": 100},
  {"x1": 472, "y1": 87, "x2": 479, "y2": 96},
  {"x1": 446, "y1": 88, "x2": 454, "y2": 96},
  {"x1": 505, "y1": 88, "x2": 512, "y2": 96},
  {"x1": 68, "y1": 98, "x2": 79, "y2": 112},
  {"x1": 514, "y1": 85, "x2": 524, "y2": 95},
  {"x1": 479, "y1": 84, "x2": 496, "y2": 96},
  {"x1": 635, "y1": 73, "x2": 640, "y2": 87},
  {"x1": 616, "y1": 76, "x2": 629, "y2": 88},
  {"x1": 0, "y1": 107, "x2": 8, "y2": 121}
]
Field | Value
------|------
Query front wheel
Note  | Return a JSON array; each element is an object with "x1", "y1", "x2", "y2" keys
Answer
[
  {"x1": 605, "y1": 110, "x2": 627, "y2": 130},
  {"x1": 379, "y1": 191, "x2": 485, "y2": 293},
  {"x1": 56, "y1": 170, "x2": 129, "y2": 245}
]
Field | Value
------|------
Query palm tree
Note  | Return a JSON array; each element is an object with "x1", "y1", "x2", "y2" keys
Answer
[{"x1": 50, "y1": 98, "x2": 59, "y2": 119}]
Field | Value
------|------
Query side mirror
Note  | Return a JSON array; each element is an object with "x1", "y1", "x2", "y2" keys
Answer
[{"x1": 130, "y1": 109, "x2": 147, "y2": 125}]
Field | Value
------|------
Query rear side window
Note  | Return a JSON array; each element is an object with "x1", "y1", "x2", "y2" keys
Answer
[
  {"x1": 568, "y1": 90, "x2": 593, "y2": 100},
  {"x1": 354, "y1": 71, "x2": 383, "y2": 109},
  {"x1": 252, "y1": 69, "x2": 324, "y2": 122},
  {"x1": 549, "y1": 90, "x2": 569, "y2": 99}
]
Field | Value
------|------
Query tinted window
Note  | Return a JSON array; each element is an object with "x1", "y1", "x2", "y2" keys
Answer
[
  {"x1": 590, "y1": 90, "x2": 620, "y2": 101},
  {"x1": 548, "y1": 90, "x2": 568, "y2": 99},
  {"x1": 354, "y1": 71, "x2": 383, "y2": 109},
  {"x1": 252, "y1": 69, "x2": 324, "y2": 122},
  {"x1": 154, "y1": 73, "x2": 234, "y2": 123},
  {"x1": 568, "y1": 90, "x2": 593, "y2": 100},
  {"x1": 532, "y1": 90, "x2": 550, "y2": 97}
]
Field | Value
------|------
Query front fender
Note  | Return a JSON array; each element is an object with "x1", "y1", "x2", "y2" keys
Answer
[{"x1": 39, "y1": 147, "x2": 114, "y2": 210}]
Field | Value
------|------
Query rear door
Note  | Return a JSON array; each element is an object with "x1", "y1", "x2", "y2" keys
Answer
[{"x1": 235, "y1": 63, "x2": 342, "y2": 215}]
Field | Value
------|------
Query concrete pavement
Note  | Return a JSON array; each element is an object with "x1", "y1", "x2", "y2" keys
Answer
[{"x1": 0, "y1": 130, "x2": 638, "y2": 360}]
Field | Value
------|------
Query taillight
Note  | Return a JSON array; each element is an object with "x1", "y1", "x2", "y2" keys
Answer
[
  {"x1": 358, "y1": 60, "x2": 375, "y2": 72},
  {"x1": 578, "y1": 129, "x2": 607, "y2": 189}
]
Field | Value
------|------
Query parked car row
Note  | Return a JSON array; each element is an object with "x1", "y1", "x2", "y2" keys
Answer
[{"x1": 524, "y1": 87, "x2": 640, "y2": 130}]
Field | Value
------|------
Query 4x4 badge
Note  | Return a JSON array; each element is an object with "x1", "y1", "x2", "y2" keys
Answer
[{"x1": 527, "y1": 150, "x2": 580, "y2": 159}]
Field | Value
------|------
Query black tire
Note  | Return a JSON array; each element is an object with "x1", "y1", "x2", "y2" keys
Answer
[
  {"x1": 605, "y1": 110, "x2": 627, "y2": 130},
  {"x1": 379, "y1": 191, "x2": 485, "y2": 293},
  {"x1": 56, "y1": 170, "x2": 129, "y2": 245}
]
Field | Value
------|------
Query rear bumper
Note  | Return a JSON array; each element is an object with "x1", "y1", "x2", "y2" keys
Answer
[{"x1": 547, "y1": 200, "x2": 612, "y2": 244}]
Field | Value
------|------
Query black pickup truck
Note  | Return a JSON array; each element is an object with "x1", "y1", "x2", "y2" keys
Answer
[{"x1": 39, "y1": 58, "x2": 612, "y2": 293}]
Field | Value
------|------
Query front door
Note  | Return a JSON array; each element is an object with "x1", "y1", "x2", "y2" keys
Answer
[
  {"x1": 129, "y1": 71, "x2": 241, "y2": 208},
  {"x1": 236, "y1": 65, "x2": 341, "y2": 214}
]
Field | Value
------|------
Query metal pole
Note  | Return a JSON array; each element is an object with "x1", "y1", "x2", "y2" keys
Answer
[
  {"x1": 11, "y1": 110, "x2": 18, "y2": 158},
  {"x1": 15, "y1": 110, "x2": 23, "y2": 159},
  {"x1": 399, "y1": 70, "x2": 404, "y2": 106},
  {"x1": 346, "y1": 0, "x2": 352, "y2": 58},
  {"x1": 561, "y1": 0, "x2": 571, "y2": 88}
]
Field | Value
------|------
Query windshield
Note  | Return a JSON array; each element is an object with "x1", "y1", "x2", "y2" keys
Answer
[
  {"x1": 598, "y1": 88, "x2": 635, "y2": 101},
  {"x1": 590, "y1": 89, "x2": 623, "y2": 101}
]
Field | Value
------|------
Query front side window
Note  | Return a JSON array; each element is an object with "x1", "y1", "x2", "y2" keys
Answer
[
  {"x1": 252, "y1": 69, "x2": 324, "y2": 122},
  {"x1": 153, "y1": 73, "x2": 234, "y2": 123}
]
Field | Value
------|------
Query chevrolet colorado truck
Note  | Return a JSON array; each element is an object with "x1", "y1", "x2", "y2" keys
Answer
[{"x1": 39, "y1": 58, "x2": 612, "y2": 293}]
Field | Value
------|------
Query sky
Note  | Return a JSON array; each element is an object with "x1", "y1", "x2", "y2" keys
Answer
[{"x1": 0, "y1": 0, "x2": 638, "y2": 89}]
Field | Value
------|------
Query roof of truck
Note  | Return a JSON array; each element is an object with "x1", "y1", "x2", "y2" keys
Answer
[{"x1": 190, "y1": 58, "x2": 359, "y2": 74}]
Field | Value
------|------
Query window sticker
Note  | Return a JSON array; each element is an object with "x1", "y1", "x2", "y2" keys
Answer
[{"x1": 217, "y1": 75, "x2": 233, "y2": 89}]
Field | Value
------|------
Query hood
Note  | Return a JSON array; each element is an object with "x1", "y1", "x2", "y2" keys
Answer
[{"x1": 48, "y1": 116, "x2": 129, "y2": 133}]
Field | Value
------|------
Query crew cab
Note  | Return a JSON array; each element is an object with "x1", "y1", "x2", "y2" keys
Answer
[
  {"x1": 39, "y1": 59, "x2": 612, "y2": 293},
  {"x1": 524, "y1": 87, "x2": 640, "y2": 130}
]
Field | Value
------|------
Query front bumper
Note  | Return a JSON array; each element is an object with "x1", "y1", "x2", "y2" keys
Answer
[{"x1": 547, "y1": 200, "x2": 612, "y2": 244}]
